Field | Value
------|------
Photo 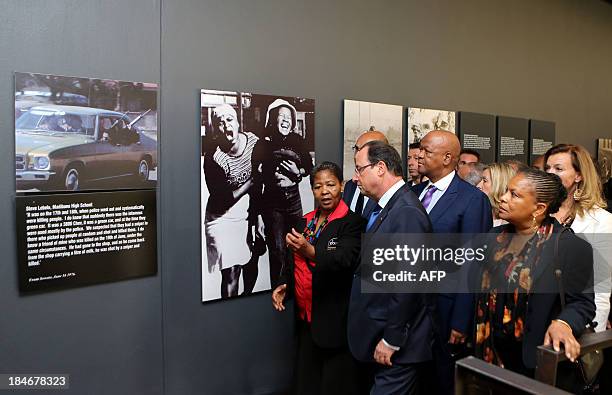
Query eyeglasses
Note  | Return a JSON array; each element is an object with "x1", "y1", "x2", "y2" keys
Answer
[{"x1": 354, "y1": 163, "x2": 376, "y2": 175}]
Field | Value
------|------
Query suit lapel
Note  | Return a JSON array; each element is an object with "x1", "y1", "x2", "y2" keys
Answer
[
  {"x1": 412, "y1": 182, "x2": 426, "y2": 197},
  {"x1": 367, "y1": 185, "x2": 407, "y2": 233},
  {"x1": 428, "y1": 175, "x2": 459, "y2": 225}
]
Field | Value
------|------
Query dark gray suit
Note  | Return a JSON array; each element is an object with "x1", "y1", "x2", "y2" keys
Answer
[{"x1": 347, "y1": 184, "x2": 434, "y2": 394}]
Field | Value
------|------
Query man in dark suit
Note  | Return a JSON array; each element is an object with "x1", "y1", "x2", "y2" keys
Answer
[
  {"x1": 348, "y1": 141, "x2": 434, "y2": 395},
  {"x1": 343, "y1": 130, "x2": 388, "y2": 219},
  {"x1": 413, "y1": 130, "x2": 492, "y2": 395}
]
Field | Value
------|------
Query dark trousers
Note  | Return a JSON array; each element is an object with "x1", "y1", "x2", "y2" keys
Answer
[
  {"x1": 262, "y1": 190, "x2": 302, "y2": 287},
  {"x1": 420, "y1": 338, "x2": 461, "y2": 395},
  {"x1": 294, "y1": 320, "x2": 358, "y2": 395},
  {"x1": 370, "y1": 361, "x2": 424, "y2": 395}
]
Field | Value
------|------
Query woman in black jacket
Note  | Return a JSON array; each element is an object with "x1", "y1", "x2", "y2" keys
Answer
[
  {"x1": 272, "y1": 161, "x2": 366, "y2": 395},
  {"x1": 474, "y1": 168, "x2": 595, "y2": 375}
]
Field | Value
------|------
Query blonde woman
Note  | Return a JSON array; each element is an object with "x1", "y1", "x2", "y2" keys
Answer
[
  {"x1": 545, "y1": 143, "x2": 612, "y2": 332},
  {"x1": 477, "y1": 162, "x2": 517, "y2": 227}
]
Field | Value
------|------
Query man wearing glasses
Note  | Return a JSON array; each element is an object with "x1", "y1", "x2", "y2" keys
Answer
[
  {"x1": 342, "y1": 130, "x2": 388, "y2": 219},
  {"x1": 348, "y1": 141, "x2": 434, "y2": 395}
]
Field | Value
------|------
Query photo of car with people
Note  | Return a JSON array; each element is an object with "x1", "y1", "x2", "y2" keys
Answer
[{"x1": 14, "y1": 72, "x2": 158, "y2": 192}]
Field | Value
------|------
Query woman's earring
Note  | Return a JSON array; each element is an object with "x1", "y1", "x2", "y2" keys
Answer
[
  {"x1": 532, "y1": 215, "x2": 538, "y2": 230},
  {"x1": 573, "y1": 187, "x2": 582, "y2": 201}
]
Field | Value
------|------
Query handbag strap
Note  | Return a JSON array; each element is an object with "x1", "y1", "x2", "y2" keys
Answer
[{"x1": 554, "y1": 227, "x2": 572, "y2": 310}]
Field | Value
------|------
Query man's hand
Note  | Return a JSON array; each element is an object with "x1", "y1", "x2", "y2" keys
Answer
[
  {"x1": 373, "y1": 340, "x2": 395, "y2": 366},
  {"x1": 272, "y1": 284, "x2": 287, "y2": 312},
  {"x1": 543, "y1": 320, "x2": 580, "y2": 362},
  {"x1": 448, "y1": 329, "x2": 466, "y2": 344}
]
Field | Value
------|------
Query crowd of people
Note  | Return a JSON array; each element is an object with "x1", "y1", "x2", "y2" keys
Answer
[{"x1": 271, "y1": 129, "x2": 612, "y2": 395}]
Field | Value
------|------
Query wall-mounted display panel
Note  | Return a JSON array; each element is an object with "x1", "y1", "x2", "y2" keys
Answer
[
  {"x1": 342, "y1": 99, "x2": 403, "y2": 181},
  {"x1": 528, "y1": 120, "x2": 555, "y2": 165},
  {"x1": 16, "y1": 189, "x2": 157, "y2": 292},
  {"x1": 407, "y1": 107, "x2": 456, "y2": 144},
  {"x1": 14, "y1": 72, "x2": 159, "y2": 293},
  {"x1": 201, "y1": 89, "x2": 315, "y2": 302},
  {"x1": 458, "y1": 112, "x2": 496, "y2": 164},
  {"x1": 496, "y1": 116, "x2": 529, "y2": 164}
]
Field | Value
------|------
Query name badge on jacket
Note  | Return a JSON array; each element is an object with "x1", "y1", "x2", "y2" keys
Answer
[{"x1": 327, "y1": 237, "x2": 338, "y2": 251}]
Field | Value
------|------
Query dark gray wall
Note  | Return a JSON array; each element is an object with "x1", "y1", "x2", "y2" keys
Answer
[
  {"x1": 2, "y1": 0, "x2": 612, "y2": 394},
  {"x1": 0, "y1": 1, "x2": 163, "y2": 395}
]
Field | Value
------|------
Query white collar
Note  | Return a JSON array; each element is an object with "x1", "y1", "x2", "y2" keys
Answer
[
  {"x1": 378, "y1": 179, "x2": 405, "y2": 209},
  {"x1": 426, "y1": 170, "x2": 455, "y2": 192}
]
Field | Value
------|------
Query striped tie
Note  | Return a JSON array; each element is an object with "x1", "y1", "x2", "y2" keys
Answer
[{"x1": 420, "y1": 184, "x2": 437, "y2": 210}]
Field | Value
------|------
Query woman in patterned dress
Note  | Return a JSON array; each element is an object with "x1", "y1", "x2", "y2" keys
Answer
[{"x1": 474, "y1": 169, "x2": 595, "y2": 375}]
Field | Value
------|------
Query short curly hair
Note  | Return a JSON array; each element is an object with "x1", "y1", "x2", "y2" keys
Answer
[{"x1": 310, "y1": 161, "x2": 342, "y2": 187}]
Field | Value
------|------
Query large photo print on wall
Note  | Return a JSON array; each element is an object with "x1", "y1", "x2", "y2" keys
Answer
[
  {"x1": 201, "y1": 89, "x2": 315, "y2": 302},
  {"x1": 15, "y1": 72, "x2": 158, "y2": 193},
  {"x1": 342, "y1": 99, "x2": 403, "y2": 181},
  {"x1": 407, "y1": 107, "x2": 456, "y2": 144}
]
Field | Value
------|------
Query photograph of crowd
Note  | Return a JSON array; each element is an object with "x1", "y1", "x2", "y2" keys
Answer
[
  {"x1": 342, "y1": 99, "x2": 403, "y2": 181},
  {"x1": 200, "y1": 89, "x2": 315, "y2": 302},
  {"x1": 15, "y1": 72, "x2": 158, "y2": 193},
  {"x1": 407, "y1": 107, "x2": 456, "y2": 144}
]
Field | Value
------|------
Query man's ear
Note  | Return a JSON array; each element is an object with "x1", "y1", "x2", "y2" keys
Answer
[{"x1": 443, "y1": 151, "x2": 453, "y2": 166}]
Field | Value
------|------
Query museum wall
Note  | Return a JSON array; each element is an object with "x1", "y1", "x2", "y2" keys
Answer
[
  {"x1": 0, "y1": 1, "x2": 164, "y2": 395},
  {"x1": 1, "y1": 0, "x2": 612, "y2": 394}
]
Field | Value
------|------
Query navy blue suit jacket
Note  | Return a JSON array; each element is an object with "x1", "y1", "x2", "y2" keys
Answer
[
  {"x1": 412, "y1": 174, "x2": 493, "y2": 339},
  {"x1": 348, "y1": 184, "x2": 435, "y2": 364},
  {"x1": 342, "y1": 179, "x2": 379, "y2": 219}
]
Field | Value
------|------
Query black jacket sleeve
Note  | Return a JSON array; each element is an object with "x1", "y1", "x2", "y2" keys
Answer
[{"x1": 556, "y1": 233, "x2": 596, "y2": 336}]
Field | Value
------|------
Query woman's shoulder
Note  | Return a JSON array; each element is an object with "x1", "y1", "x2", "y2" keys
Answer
[
  {"x1": 243, "y1": 131, "x2": 259, "y2": 142},
  {"x1": 557, "y1": 227, "x2": 592, "y2": 252},
  {"x1": 342, "y1": 210, "x2": 367, "y2": 224},
  {"x1": 574, "y1": 206, "x2": 612, "y2": 233},
  {"x1": 324, "y1": 210, "x2": 366, "y2": 231}
]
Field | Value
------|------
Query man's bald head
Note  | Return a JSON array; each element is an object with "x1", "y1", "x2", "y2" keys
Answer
[
  {"x1": 417, "y1": 130, "x2": 461, "y2": 182},
  {"x1": 423, "y1": 130, "x2": 460, "y2": 160},
  {"x1": 354, "y1": 130, "x2": 388, "y2": 152}
]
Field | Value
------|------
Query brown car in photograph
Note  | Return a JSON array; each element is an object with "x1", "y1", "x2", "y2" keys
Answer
[{"x1": 15, "y1": 105, "x2": 157, "y2": 192}]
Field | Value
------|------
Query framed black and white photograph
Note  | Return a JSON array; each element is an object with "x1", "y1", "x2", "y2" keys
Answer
[
  {"x1": 407, "y1": 107, "x2": 456, "y2": 144},
  {"x1": 342, "y1": 99, "x2": 403, "y2": 181},
  {"x1": 15, "y1": 72, "x2": 158, "y2": 193},
  {"x1": 201, "y1": 89, "x2": 315, "y2": 302}
]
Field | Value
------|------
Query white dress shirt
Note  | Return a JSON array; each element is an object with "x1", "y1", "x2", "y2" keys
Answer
[
  {"x1": 349, "y1": 184, "x2": 369, "y2": 213},
  {"x1": 571, "y1": 207, "x2": 612, "y2": 332},
  {"x1": 377, "y1": 179, "x2": 405, "y2": 210}
]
